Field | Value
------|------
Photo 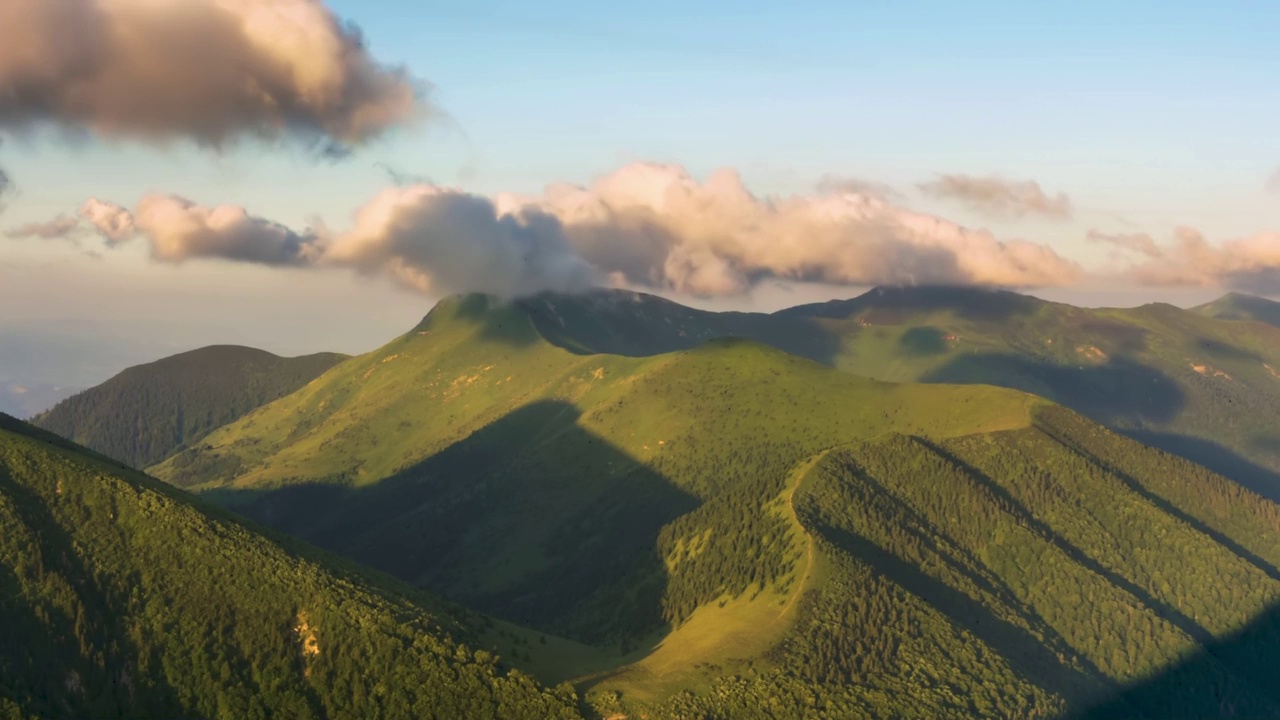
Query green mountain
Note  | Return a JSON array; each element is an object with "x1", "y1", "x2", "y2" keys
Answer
[
  {"x1": 1193, "y1": 291, "x2": 1280, "y2": 328},
  {"x1": 0, "y1": 411, "x2": 585, "y2": 720},
  {"x1": 151, "y1": 294, "x2": 1280, "y2": 719},
  {"x1": 32, "y1": 345, "x2": 347, "y2": 469},
  {"x1": 516, "y1": 286, "x2": 1280, "y2": 501}
]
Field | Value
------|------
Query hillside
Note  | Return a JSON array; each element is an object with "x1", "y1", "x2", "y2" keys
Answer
[
  {"x1": 0, "y1": 411, "x2": 584, "y2": 719},
  {"x1": 513, "y1": 286, "x2": 1280, "y2": 500},
  {"x1": 1193, "y1": 291, "x2": 1280, "y2": 328},
  {"x1": 152, "y1": 295, "x2": 1280, "y2": 718},
  {"x1": 32, "y1": 345, "x2": 347, "y2": 469}
]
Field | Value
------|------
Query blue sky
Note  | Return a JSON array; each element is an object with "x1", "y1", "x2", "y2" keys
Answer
[{"x1": 2, "y1": 0, "x2": 1279, "y2": 404}]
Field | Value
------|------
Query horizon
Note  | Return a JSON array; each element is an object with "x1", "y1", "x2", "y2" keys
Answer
[{"x1": 3, "y1": 0, "x2": 1280, "y2": 409}]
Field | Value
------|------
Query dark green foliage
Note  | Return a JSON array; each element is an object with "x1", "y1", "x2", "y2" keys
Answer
[
  {"x1": 32, "y1": 346, "x2": 346, "y2": 471},
  {"x1": 639, "y1": 408, "x2": 1280, "y2": 719},
  {"x1": 0, "y1": 413, "x2": 584, "y2": 720}
]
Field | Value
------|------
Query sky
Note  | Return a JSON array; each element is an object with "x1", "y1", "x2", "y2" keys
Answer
[{"x1": 1, "y1": 0, "x2": 1279, "y2": 409}]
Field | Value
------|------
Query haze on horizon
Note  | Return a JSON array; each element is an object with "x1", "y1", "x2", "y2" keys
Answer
[{"x1": 2, "y1": 0, "x2": 1278, "y2": 411}]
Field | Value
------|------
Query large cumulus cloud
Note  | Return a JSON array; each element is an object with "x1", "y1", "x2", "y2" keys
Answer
[
  {"x1": 322, "y1": 186, "x2": 596, "y2": 296},
  {"x1": 0, "y1": 0, "x2": 423, "y2": 150},
  {"x1": 499, "y1": 163, "x2": 1080, "y2": 294}
]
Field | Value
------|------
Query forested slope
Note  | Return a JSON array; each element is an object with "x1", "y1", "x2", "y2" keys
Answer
[
  {"x1": 0, "y1": 412, "x2": 583, "y2": 720},
  {"x1": 32, "y1": 345, "x2": 346, "y2": 468}
]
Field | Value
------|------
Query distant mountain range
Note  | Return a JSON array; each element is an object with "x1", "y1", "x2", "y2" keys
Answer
[{"x1": 16, "y1": 286, "x2": 1280, "y2": 718}]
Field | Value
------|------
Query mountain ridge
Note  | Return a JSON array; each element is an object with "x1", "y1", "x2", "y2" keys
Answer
[{"x1": 32, "y1": 345, "x2": 348, "y2": 469}]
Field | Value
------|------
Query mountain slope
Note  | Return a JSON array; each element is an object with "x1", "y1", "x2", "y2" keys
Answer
[
  {"x1": 0, "y1": 412, "x2": 584, "y2": 720},
  {"x1": 1193, "y1": 291, "x2": 1280, "y2": 328},
  {"x1": 153, "y1": 295, "x2": 1280, "y2": 718},
  {"x1": 518, "y1": 286, "x2": 1280, "y2": 500},
  {"x1": 32, "y1": 345, "x2": 347, "y2": 469}
]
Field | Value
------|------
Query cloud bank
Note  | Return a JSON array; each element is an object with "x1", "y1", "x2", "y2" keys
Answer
[
  {"x1": 7, "y1": 163, "x2": 1092, "y2": 297},
  {"x1": 504, "y1": 163, "x2": 1080, "y2": 294},
  {"x1": 919, "y1": 174, "x2": 1073, "y2": 220},
  {"x1": 1105, "y1": 227, "x2": 1280, "y2": 294},
  {"x1": 0, "y1": 0, "x2": 422, "y2": 150}
]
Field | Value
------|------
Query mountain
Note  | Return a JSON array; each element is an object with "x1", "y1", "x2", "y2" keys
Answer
[
  {"x1": 32, "y1": 345, "x2": 348, "y2": 469},
  {"x1": 521, "y1": 286, "x2": 1280, "y2": 501},
  {"x1": 0, "y1": 411, "x2": 585, "y2": 719},
  {"x1": 1194, "y1": 291, "x2": 1280, "y2": 328},
  {"x1": 152, "y1": 294, "x2": 1280, "y2": 718}
]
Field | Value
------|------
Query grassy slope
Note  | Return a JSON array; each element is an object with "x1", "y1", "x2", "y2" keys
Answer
[
  {"x1": 150, "y1": 295, "x2": 1280, "y2": 718},
  {"x1": 526, "y1": 286, "x2": 1280, "y2": 499},
  {"x1": 0, "y1": 411, "x2": 585, "y2": 720},
  {"x1": 31, "y1": 345, "x2": 347, "y2": 470},
  {"x1": 1194, "y1": 292, "x2": 1280, "y2": 328}
]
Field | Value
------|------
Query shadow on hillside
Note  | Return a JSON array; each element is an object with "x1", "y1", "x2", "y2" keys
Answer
[
  {"x1": 804, "y1": 464, "x2": 1110, "y2": 703},
  {"x1": 449, "y1": 293, "x2": 543, "y2": 347},
  {"x1": 915, "y1": 438, "x2": 1216, "y2": 643},
  {"x1": 1123, "y1": 430, "x2": 1280, "y2": 504},
  {"x1": 1196, "y1": 338, "x2": 1265, "y2": 362},
  {"x1": 923, "y1": 353, "x2": 1185, "y2": 426},
  {"x1": 1065, "y1": 599, "x2": 1280, "y2": 719},
  {"x1": 898, "y1": 326, "x2": 950, "y2": 356},
  {"x1": 780, "y1": 285, "x2": 1043, "y2": 323},
  {"x1": 517, "y1": 292, "x2": 844, "y2": 365},
  {"x1": 204, "y1": 400, "x2": 700, "y2": 650}
]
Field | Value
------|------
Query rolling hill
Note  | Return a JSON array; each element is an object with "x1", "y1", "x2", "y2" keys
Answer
[
  {"x1": 521, "y1": 286, "x2": 1280, "y2": 501},
  {"x1": 32, "y1": 345, "x2": 347, "y2": 469},
  {"x1": 150, "y1": 293, "x2": 1280, "y2": 719},
  {"x1": 1194, "y1": 291, "x2": 1280, "y2": 328},
  {"x1": 0, "y1": 411, "x2": 585, "y2": 719}
]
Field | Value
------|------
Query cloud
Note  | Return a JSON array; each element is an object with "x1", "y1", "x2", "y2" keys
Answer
[
  {"x1": 4, "y1": 214, "x2": 81, "y2": 240},
  {"x1": 1110, "y1": 226, "x2": 1280, "y2": 294},
  {"x1": 815, "y1": 174, "x2": 900, "y2": 201},
  {"x1": 1086, "y1": 229, "x2": 1161, "y2": 258},
  {"x1": 323, "y1": 186, "x2": 596, "y2": 296},
  {"x1": 0, "y1": 0, "x2": 424, "y2": 151},
  {"x1": 5, "y1": 198, "x2": 137, "y2": 244},
  {"x1": 80, "y1": 198, "x2": 135, "y2": 245},
  {"x1": 918, "y1": 173, "x2": 1073, "y2": 220},
  {"x1": 501, "y1": 163, "x2": 1080, "y2": 295},
  {"x1": 131, "y1": 195, "x2": 320, "y2": 265}
]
